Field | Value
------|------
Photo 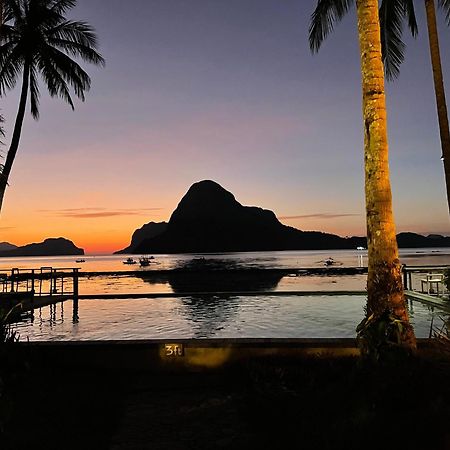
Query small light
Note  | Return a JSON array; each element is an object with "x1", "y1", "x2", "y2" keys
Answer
[{"x1": 441, "y1": 155, "x2": 445, "y2": 161}]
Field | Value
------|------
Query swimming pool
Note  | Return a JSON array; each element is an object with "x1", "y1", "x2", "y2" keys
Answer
[{"x1": 13, "y1": 294, "x2": 446, "y2": 341}]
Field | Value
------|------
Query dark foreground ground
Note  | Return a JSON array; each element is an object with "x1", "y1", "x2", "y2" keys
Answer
[{"x1": 2, "y1": 348, "x2": 450, "y2": 450}]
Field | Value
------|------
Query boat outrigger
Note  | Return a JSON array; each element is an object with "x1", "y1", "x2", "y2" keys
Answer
[
  {"x1": 123, "y1": 257, "x2": 137, "y2": 265},
  {"x1": 139, "y1": 256, "x2": 154, "y2": 267}
]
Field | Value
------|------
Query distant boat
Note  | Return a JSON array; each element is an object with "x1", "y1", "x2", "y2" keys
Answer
[
  {"x1": 139, "y1": 256, "x2": 152, "y2": 267},
  {"x1": 75, "y1": 259, "x2": 85, "y2": 263},
  {"x1": 356, "y1": 247, "x2": 366, "y2": 250},
  {"x1": 324, "y1": 257, "x2": 335, "y2": 266},
  {"x1": 123, "y1": 257, "x2": 137, "y2": 265}
]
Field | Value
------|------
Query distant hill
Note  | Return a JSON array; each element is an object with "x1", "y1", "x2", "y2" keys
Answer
[
  {"x1": 396, "y1": 232, "x2": 450, "y2": 248},
  {"x1": 0, "y1": 242, "x2": 18, "y2": 252},
  {"x1": 115, "y1": 222, "x2": 168, "y2": 254},
  {"x1": 0, "y1": 238, "x2": 84, "y2": 257},
  {"x1": 119, "y1": 181, "x2": 450, "y2": 254}
]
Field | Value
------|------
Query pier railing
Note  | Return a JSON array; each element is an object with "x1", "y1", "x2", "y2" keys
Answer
[{"x1": 0, "y1": 267, "x2": 79, "y2": 299}]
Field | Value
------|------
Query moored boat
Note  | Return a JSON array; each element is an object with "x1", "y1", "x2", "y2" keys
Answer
[
  {"x1": 139, "y1": 256, "x2": 151, "y2": 267},
  {"x1": 123, "y1": 257, "x2": 137, "y2": 265}
]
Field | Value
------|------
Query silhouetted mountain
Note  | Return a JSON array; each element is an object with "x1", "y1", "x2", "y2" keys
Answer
[
  {"x1": 0, "y1": 242, "x2": 17, "y2": 252},
  {"x1": 396, "y1": 232, "x2": 450, "y2": 248},
  {"x1": 115, "y1": 221, "x2": 168, "y2": 254},
  {"x1": 122, "y1": 181, "x2": 450, "y2": 254},
  {"x1": 131, "y1": 180, "x2": 365, "y2": 253},
  {"x1": 0, "y1": 238, "x2": 84, "y2": 257}
]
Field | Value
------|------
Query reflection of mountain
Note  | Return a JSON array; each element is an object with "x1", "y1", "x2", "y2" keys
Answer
[
  {"x1": 134, "y1": 258, "x2": 285, "y2": 293},
  {"x1": 134, "y1": 258, "x2": 285, "y2": 338},
  {"x1": 167, "y1": 269, "x2": 284, "y2": 293},
  {"x1": 179, "y1": 294, "x2": 240, "y2": 338}
]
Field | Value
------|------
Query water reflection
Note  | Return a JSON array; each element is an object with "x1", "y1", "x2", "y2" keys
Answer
[
  {"x1": 135, "y1": 258, "x2": 286, "y2": 338},
  {"x1": 179, "y1": 294, "x2": 239, "y2": 338},
  {"x1": 136, "y1": 257, "x2": 286, "y2": 293}
]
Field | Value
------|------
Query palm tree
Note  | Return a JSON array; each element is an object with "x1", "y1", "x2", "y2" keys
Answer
[
  {"x1": 0, "y1": 0, "x2": 104, "y2": 212},
  {"x1": 310, "y1": 0, "x2": 416, "y2": 353},
  {"x1": 380, "y1": 0, "x2": 450, "y2": 216}
]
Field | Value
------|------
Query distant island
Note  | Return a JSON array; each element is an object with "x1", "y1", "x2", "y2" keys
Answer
[
  {"x1": 116, "y1": 180, "x2": 450, "y2": 254},
  {"x1": 0, "y1": 238, "x2": 84, "y2": 257},
  {"x1": 0, "y1": 242, "x2": 18, "y2": 252}
]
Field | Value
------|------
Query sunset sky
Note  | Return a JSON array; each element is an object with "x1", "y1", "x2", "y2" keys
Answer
[{"x1": 1, "y1": 0, "x2": 450, "y2": 254}]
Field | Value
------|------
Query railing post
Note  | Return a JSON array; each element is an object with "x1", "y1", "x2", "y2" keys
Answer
[
  {"x1": 52, "y1": 269, "x2": 58, "y2": 294},
  {"x1": 402, "y1": 265, "x2": 408, "y2": 290},
  {"x1": 73, "y1": 268, "x2": 79, "y2": 300},
  {"x1": 72, "y1": 268, "x2": 79, "y2": 323},
  {"x1": 31, "y1": 269, "x2": 35, "y2": 294}
]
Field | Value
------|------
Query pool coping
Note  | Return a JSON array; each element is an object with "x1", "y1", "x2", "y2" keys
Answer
[{"x1": 16, "y1": 338, "x2": 436, "y2": 372}]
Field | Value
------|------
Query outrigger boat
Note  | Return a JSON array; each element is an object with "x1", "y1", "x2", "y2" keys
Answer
[
  {"x1": 123, "y1": 257, "x2": 137, "y2": 265},
  {"x1": 139, "y1": 256, "x2": 153, "y2": 267}
]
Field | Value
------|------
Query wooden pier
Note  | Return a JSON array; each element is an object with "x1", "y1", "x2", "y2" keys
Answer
[
  {"x1": 1, "y1": 264, "x2": 449, "y2": 326},
  {"x1": 0, "y1": 267, "x2": 80, "y2": 320}
]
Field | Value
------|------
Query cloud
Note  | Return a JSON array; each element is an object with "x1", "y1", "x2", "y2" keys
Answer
[
  {"x1": 0, "y1": 226, "x2": 15, "y2": 230},
  {"x1": 38, "y1": 207, "x2": 163, "y2": 219},
  {"x1": 278, "y1": 213, "x2": 360, "y2": 220}
]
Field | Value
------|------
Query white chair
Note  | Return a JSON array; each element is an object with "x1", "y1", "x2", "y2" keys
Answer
[{"x1": 420, "y1": 273, "x2": 444, "y2": 295}]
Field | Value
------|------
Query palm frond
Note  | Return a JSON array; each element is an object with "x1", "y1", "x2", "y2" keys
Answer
[
  {"x1": 44, "y1": 46, "x2": 91, "y2": 99},
  {"x1": 404, "y1": 0, "x2": 418, "y2": 36},
  {"x1": 3, "y1": 0, "x2": 25, "y2": 24},
  {"x1": 309, "y1": 0, "x2": 355, "y2": 53},
  {"x1": 48, "y1": 20, "x2": 105, "y2": 65},
  {"x1": 37, "y1": 53, "x2": 75, "y2": 109},
  {"x1": 29, "y1": 63, "x2": 40, "y2": 119},
  {"x1": 438, "y1": 0, "x2": 450, "y2": 25},
  {"x1": 0, "y1": 43, "x2": 24, "y2": 94},
  {"x1": 380, "y1": 0, "x2": 406, "y2": 80},
  {"x1": 0, "y1": 0, "x2": 104, "y2": 118},
  {"x1": 49, "y1": 0, "x2": 76, "y2": 15}
]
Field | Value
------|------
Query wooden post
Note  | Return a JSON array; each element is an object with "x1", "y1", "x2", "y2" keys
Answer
[
  {"x1": 73, "y1": 268, "x2": 79, "y2": 300},
  {"x1": 402, "y1": 265, "x2": 408, "y2": 290},
  {"x1": 72, "y1": 268, "x2": 79, "y2": 323},
  {"x1": 31, "y1": 269, "x2": 35, "y2": 294},
  {"x1": 52, "y1": 269, "x2": 58, "y2": 294}
]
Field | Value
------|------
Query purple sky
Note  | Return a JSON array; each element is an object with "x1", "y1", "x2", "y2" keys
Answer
[{"x1": 1, "y1": 0, "x2": 450, "y2": 253}]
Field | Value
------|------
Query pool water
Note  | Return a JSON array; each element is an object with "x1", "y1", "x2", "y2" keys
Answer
[{"x1": 14, "y1": 295, "x2": 446, "y2": 341}]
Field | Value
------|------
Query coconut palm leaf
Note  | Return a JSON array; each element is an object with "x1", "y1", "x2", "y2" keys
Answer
[
  {"x1": 309, "y1": 0, "x2": 355, "y2": 53},
  {"x1": 379, "y1": 0, "x2": 417, "y2": 80},
  {"x1": 439, "y1": 0, "x2": 450, "y2": 24},
  {"x1": 0, "y1": 0, "x2": 104, "y2": 211}
]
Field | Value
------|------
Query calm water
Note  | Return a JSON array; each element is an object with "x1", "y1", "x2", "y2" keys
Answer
[
  {"x1": 4, "y1": 248, "x2": 450, "y2": 341},
  {"x1": 1, "y1": 247, "x2": 450, "y2": 272},
  {"x1": 14, "y1": 295, "x2": 444, "y2": 341}
]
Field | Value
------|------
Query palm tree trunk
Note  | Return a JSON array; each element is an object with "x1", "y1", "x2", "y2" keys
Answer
[
  {"x1": 0, "y1": 63, "x2": 30, "y2": 213},
  {"x1": 356, "y1": 0, "x2": 416, "y2": 348},
  {"x1": 425, "y1": 0, "x2": 450, "y2": 215}
]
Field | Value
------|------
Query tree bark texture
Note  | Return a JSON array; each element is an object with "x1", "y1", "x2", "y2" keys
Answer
[
  {"x1": 425, "y1": 0, "x2": 450, "y2": 216},
  {"x1": 356, "y1": 0, "x2": 416, "y2": 348}
]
